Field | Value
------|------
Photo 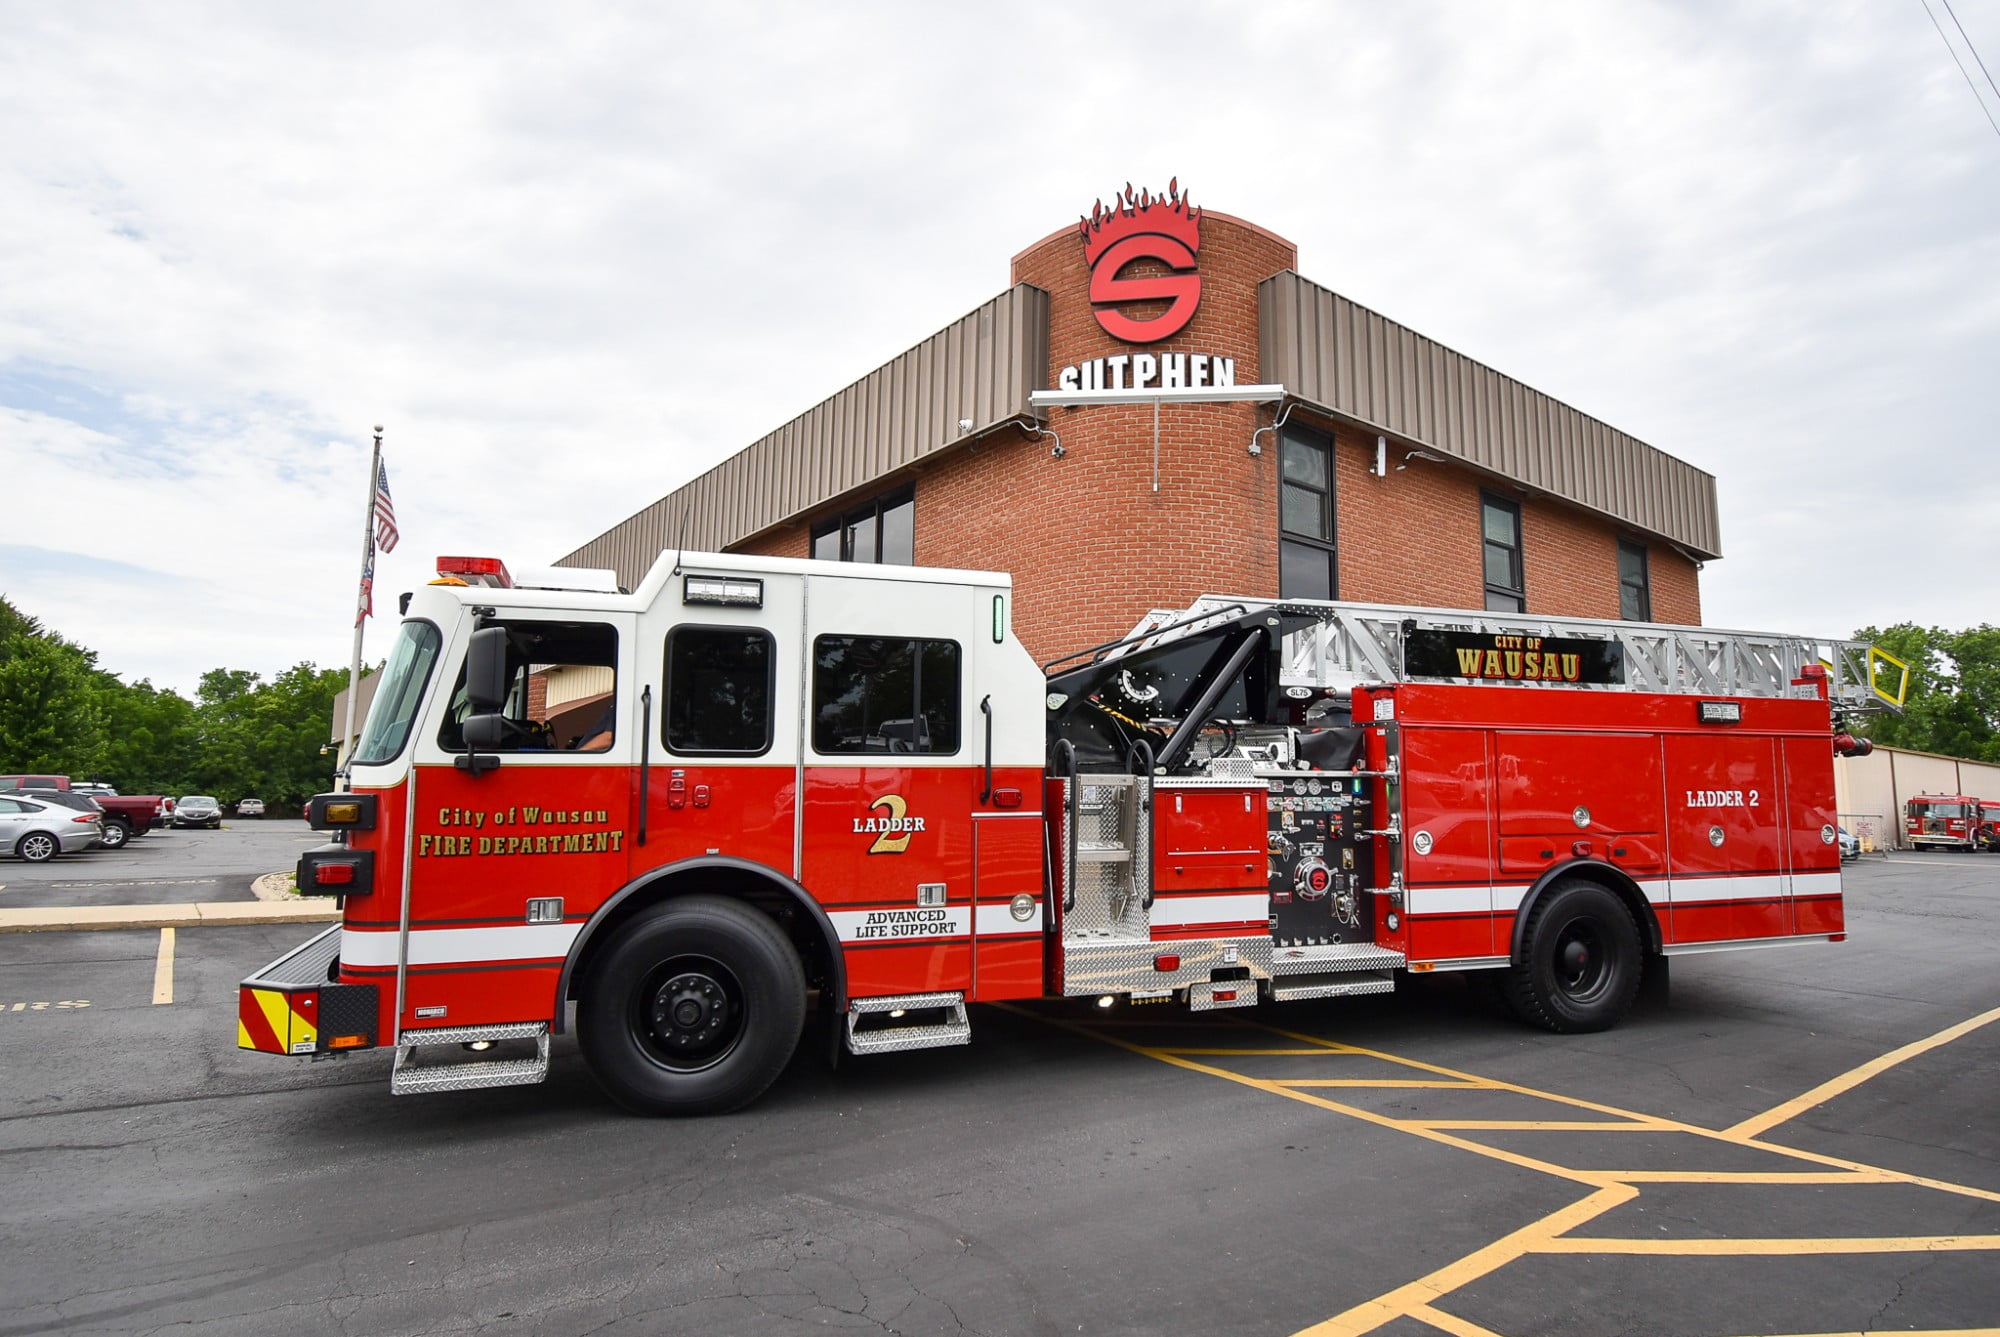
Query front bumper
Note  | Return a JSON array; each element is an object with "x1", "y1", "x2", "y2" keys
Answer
[{"x1": 238, "y1": 926, "x2": 379, "y2": 1056}]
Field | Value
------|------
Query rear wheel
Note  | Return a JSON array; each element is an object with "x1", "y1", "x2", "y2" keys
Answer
[
  {"x1": 16, "y1": 832, "x2": 59, "y2": 863},
  {"x1": 98, "y1": 819, "x2": 130, "y2": 850},
  {"x1": 578, "y1": 895, "x2": 806, "y2": 1116},
  {"x1": 1504, "y1": 879, "x2": 1641, "y2": 1033}
]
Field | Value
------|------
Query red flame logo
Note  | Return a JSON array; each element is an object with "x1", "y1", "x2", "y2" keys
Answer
[{"x1": 1078, "y1": 178, "x2": 1202, "y2": 345}]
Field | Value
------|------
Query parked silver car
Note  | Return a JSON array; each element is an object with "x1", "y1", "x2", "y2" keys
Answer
[
  {"x1": 236, "y1": 797, "x2": 265, "y2": 818},
  {"x1": 174, "y1": 795, "x2": 224, "y2": 829},
  {"x1": 0, "y1": 793, "x2": 102, "y2": 861}
]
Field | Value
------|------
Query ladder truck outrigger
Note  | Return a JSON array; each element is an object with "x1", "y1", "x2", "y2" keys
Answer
[{"x1": 241, "y1": 551, "x2": 1903, "y2": 1115}]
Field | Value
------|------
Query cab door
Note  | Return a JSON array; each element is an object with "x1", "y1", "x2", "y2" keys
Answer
[
  {"x1": 800, "y1": 573, "x2": 980, "y2": 1001},
  {"x1": 395, "y1": 610, "x2": 637, "y2": 1030}
]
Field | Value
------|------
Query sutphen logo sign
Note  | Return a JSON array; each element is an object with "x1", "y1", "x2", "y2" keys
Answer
[{"x1": 1080, "y1": 180, "x2": 1202, "y2": 344}]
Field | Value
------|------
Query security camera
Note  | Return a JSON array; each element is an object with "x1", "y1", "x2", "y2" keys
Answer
[{"x1": 958, "y1": 418, "x2": 974, "y2": 432}]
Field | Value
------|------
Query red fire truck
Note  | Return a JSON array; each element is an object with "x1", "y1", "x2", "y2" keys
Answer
[
  {"x1": 1904, "y1": 794, "x2": 2000, "y2": 852},
  {"x1": 240, "y1": 553, "x2": 1886, "y2": 1115}
]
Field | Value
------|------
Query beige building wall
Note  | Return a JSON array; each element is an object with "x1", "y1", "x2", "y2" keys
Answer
[{"x1": 1833, "y1": 746, "x2": 2000, "y2": 849}]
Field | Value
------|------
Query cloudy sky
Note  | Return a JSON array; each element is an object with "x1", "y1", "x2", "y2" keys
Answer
[{"x1": 3, "y1": 1, "x2": 1996, "y2": 696}]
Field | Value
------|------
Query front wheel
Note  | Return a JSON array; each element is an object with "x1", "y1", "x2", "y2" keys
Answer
[
  {"x1": 1503, "y1": 880, "x2": 1642, "y2": 1033},
  {"x1": 15, "y1": 832, "x2": 60, "y2": 863},
  {"x1": 578, "y1": 895, "x2": 807, "y2": 1116}
]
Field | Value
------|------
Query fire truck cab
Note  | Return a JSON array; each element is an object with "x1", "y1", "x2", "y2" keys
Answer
[{"x1": 242, "y1": 551, "x2": 1891, "y2": 1115}]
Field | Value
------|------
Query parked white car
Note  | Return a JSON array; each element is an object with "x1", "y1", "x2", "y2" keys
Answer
[
  {"x1": 236, "y1": 797, "x2": 265, "y2": 818},
  {"x1": 0, "y1": 793, "x2": 103, "y2": 861}
]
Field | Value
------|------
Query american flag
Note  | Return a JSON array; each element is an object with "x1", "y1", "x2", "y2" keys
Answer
[
  {"x1": 373, "y1": 461, "x2": 399, "y2": 553},
  {"x1": 357, "y1": 547, "x2": 374, "y2": 626}
]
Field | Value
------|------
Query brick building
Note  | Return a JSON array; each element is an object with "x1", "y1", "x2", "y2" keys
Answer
[{"x1": 563, "y1": 186, "x2": 1720, "y2": 664}]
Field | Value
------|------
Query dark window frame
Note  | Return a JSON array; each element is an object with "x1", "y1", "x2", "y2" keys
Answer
[
  {"x1": 1618, "y1": 539, "x2": 1652, "y2": 622},
  {"x1": 1277, "y1": 424, "x2": 1338, "y2": 601},
  {"x1": 811, "y1": 487, "x2": 915, "y2": 566},
  {"x1": 1480, "y1": 492, "x2": 1525, "y2": 613},
  {"x1": 663, "y1": 623, "x2": 776, "y2": 757},
  {"x1": 810, "y1": 634, "x2": 963, "y2": 757},
  {"x1": 434, "y1": 619, "x2": 620, "y2": 755}
]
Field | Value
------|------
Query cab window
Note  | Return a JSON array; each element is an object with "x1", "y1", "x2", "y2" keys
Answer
[
  {"x1": 812, "y1": 636, "x2": 960, "y2": 755},
  {"x1": 438, "y1": 620, "x2": 618, "y2": 752},
  {"x1": 665, "y1": 626, "x2": 774, "y2": 755}
]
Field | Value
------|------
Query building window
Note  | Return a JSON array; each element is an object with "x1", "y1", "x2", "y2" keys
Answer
[
  {"x1": 1278, "y1": 425, "x2": 1336, "y2": 600},
  {"x1": 812, "y1": 635, "x2": 960, "y2": 755},
  {"x1": 812, "y1": 488, "x2": 914, "y2": 565},
  {"x1": 1618, "y1": 540, "x2": 1652, "y2": 621},
  {"x1": 1481, "y1": 494, "x2": 1525, "y2": 613},
  {"x1": 665, "y1": 626, "x2": 773, "y2": 755}
]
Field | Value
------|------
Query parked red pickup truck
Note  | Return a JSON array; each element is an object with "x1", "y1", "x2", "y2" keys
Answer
[{"x1": 0, "y1": 776, "x2": 169, "y2": 850}]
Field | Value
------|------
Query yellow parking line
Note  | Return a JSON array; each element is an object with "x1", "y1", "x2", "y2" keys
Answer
[
  {"x1": 1404, "y1": 1302, "x2": 1506, "y2": 1337},
  {"x1": 1293, "y1": 1185, "x2": 1636, "y2": 1337},
  {"x1": 1411, "y1": 1120, "x2": 1665, "y2": 1131},
  {"x1": 1277, "y1": 1079, "x2": 1494, "y2": 1090},
  {"x1": 1714, "y1": 1330, "x2": 2000, "y2": 1337},
  {"x1": 151, "y1": 927, "x2": 174, "y2": 1006},
  {"x1": 1606, "y1": 1170, "x2": 1894, "y2": 1185},
  {"x1": 1728, "y1": 1003, "x2": 2000, "y2": 1138},
  {"x1": 1162, "y1": 1046, "x2": 1362, "y2": 1056},
  {"x1": 1536, "y1": 1233, "x2": 2000, "y2": 1256}
]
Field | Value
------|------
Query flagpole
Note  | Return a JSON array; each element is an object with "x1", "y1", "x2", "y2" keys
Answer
[{"x1": 339, "y1": 425, "x2": 384, "y2": 785}]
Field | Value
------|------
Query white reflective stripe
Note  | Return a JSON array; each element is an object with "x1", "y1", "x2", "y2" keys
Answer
[
  {"x1": 829, "y1": 906, "x2": 971, "y2": 943},
  {"x1": 1149, "y1": 892, "x2": 1268, "y2": 927},
  {"x1": 1405, "y1": 885, "x2": 1494, "y2": 916},
  {"x1": 973, "y1": 901, "x2": 1043, "y2": 935},
  {"x1": 1792, "y1": 870, "x2": 1843, "y2": 898},
  {"x1": 342, "y1": 923, "x2": 580, "y2": 968},
  {"x1": 1636, "y1": 879, "x2": 1671, "y2": 905},
  {"x1": 1669, "y1": 873, "x2": 1789, "y2": 904}
]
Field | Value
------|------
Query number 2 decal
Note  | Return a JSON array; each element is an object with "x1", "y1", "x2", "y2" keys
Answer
[{"x1": 1749, "y1": 789, "x2": 1760, "y2": 807}]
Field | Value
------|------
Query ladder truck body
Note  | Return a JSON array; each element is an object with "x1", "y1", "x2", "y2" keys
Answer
[{"x1": 240, "y1": 551, "x2": 1890, "y2": 1114}]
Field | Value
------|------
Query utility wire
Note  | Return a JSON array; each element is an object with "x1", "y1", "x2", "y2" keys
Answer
[
  {"x1": 1939, "y1": 0, "x2": 2000, "y2": 105},
  {"x1": 1917, "y1": 0, "x2": 2000, "y2": 141}
]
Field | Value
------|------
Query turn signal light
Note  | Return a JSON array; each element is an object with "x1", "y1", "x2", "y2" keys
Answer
[
  {"x1": 328, "y1": 1034, "x2": 368, "y2": 1050},
  {"x1": 1154, "y1": 954, "x2": 1181, "y2": 971},
  {"x1": 325, "y1": 802, "x2": 361, "y2": 824},
  {"x1": 307, "y1": 793, "x2": 377, "y2": 831}
]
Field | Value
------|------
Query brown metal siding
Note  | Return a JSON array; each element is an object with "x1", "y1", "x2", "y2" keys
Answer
[
  {"x1": 559, "y1": 284, "x2": 1050, "y2": 585},
  {"x1": 1261, "y1": 271, "x2": 1721, "y2": 558}
]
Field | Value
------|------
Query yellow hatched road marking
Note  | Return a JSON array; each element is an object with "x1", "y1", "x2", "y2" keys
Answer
[
  {"x1": 1405, "y1": 1302, "x2": 1506, "y2": 1337},
  {"x1": 1606, "y1": 1170, "x2": 1896, "y2": 1185},
  {"x1": 1277, "y1": 1079, "x2": 1493, "y2": 1090},
  {"x1": 151, "y1": 927, "x2": 175, "y2": 1005},
  {"x1": 1410, "y1": 1120, "x2": 1667, "y2": 1131},
  {"x1": 1728, "y1": 1003, "x2": 2000, "y2": 1138},
  {"x1": 1293, "y1": 1185, "x2": 1637, "y2": 1337},
  {"x1": 1536, "y1": 1233, "x2": 2000, "y2": 1256}
]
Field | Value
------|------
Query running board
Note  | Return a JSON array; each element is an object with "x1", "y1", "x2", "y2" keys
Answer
[
  {"x1": 1270, "y1": 971, "x2": 1396, "y2": 1001},
  {"x1": 391, "y1": 1022, "x2": 550, "y2": 1095},
  {"x1": 1270, "y1": 942, "x2": 1406, "y2": 975},
  {"x1": 846, "y1": 992, "x2": 971, "y2": 1055}
]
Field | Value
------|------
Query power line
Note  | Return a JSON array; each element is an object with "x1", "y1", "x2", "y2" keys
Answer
[
  {"x1": 1917, "y1": 0, "x2": 2000, "y2": 141},
  {"x1": 1938, "y1": 0, "x2": 2000, "y2": 106}
]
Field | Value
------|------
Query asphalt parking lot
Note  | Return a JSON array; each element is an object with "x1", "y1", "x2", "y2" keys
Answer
[
  {"x1": 0, "y1": 854, "x2": 1995, "y2": 1336},
  {"x1": 0, "y1": 820, "x2": 320, "y2": 908}
]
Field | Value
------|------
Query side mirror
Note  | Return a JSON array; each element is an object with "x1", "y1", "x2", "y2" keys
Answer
[
  {"x1": 466, "y1": 626, "x2": 509, "y2": 711},
  {"x1": 463, "y1": 714, "x2": 508, "y2": 751}
]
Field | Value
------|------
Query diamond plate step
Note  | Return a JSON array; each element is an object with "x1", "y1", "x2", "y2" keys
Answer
[
  {"x1": 1269, "y1": 942, "x2": 1407, "y2": 975},
  {"x1": 392, "y1": 1022, "x2": 549, "y2": 1095},
  {"x1": 1270, "y1": 970, "x2": 1397, "y2": 1001},
  {"x1": 846, "y1": 992, "x2": 971, "y2": 1055}
]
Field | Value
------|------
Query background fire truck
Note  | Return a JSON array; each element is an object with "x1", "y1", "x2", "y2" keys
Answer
[
  {"x1": 240, "y1": 552, "x2": 1898, "y2": 1115},
  {"x1": 1904, "y1": 793, "x2": 2000, "y2": 851}
]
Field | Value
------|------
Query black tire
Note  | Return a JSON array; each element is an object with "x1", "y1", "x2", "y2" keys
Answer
[
  {"x1": 577, "y1": 895, "x2": 807, "y2": 1116},
  {"x1": 1503, "y1": 879, "x2": 1642, "y2": 1033},
  {"x1": 99, "y1": 819, "x2": 130, "y2": 850},
  {"x1": 16, "y1": 832, "x2": 60, "y2": 863}
]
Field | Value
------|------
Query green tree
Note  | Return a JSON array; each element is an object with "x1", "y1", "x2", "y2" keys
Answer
[
  {"x1": 0, "y1": 601, "x2": 103, "y2": 775},
  {"x1": 1854, "y1": 623, "x2": 2000, "y2": 762}
]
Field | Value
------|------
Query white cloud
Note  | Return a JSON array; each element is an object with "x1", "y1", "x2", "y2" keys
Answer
[{"x1": 2, "y1": 0, "x2": 1996, "y2": 693}]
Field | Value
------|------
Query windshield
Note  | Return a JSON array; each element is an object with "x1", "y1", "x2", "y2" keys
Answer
[
  {"x1": 1916, "y1": 801, "x2": 1969, "y2": 819},
  {"x1": 354, "y1": 620, "x2": 444, "y2": 766}
]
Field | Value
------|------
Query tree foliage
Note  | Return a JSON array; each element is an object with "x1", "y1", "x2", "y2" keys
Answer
[
  {"x1": 0, "y1": 596, "x2": 362, "y2": 811},
  {"x1": 1853, "y1": 622, "x2": 2000, "y2": 763}
]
